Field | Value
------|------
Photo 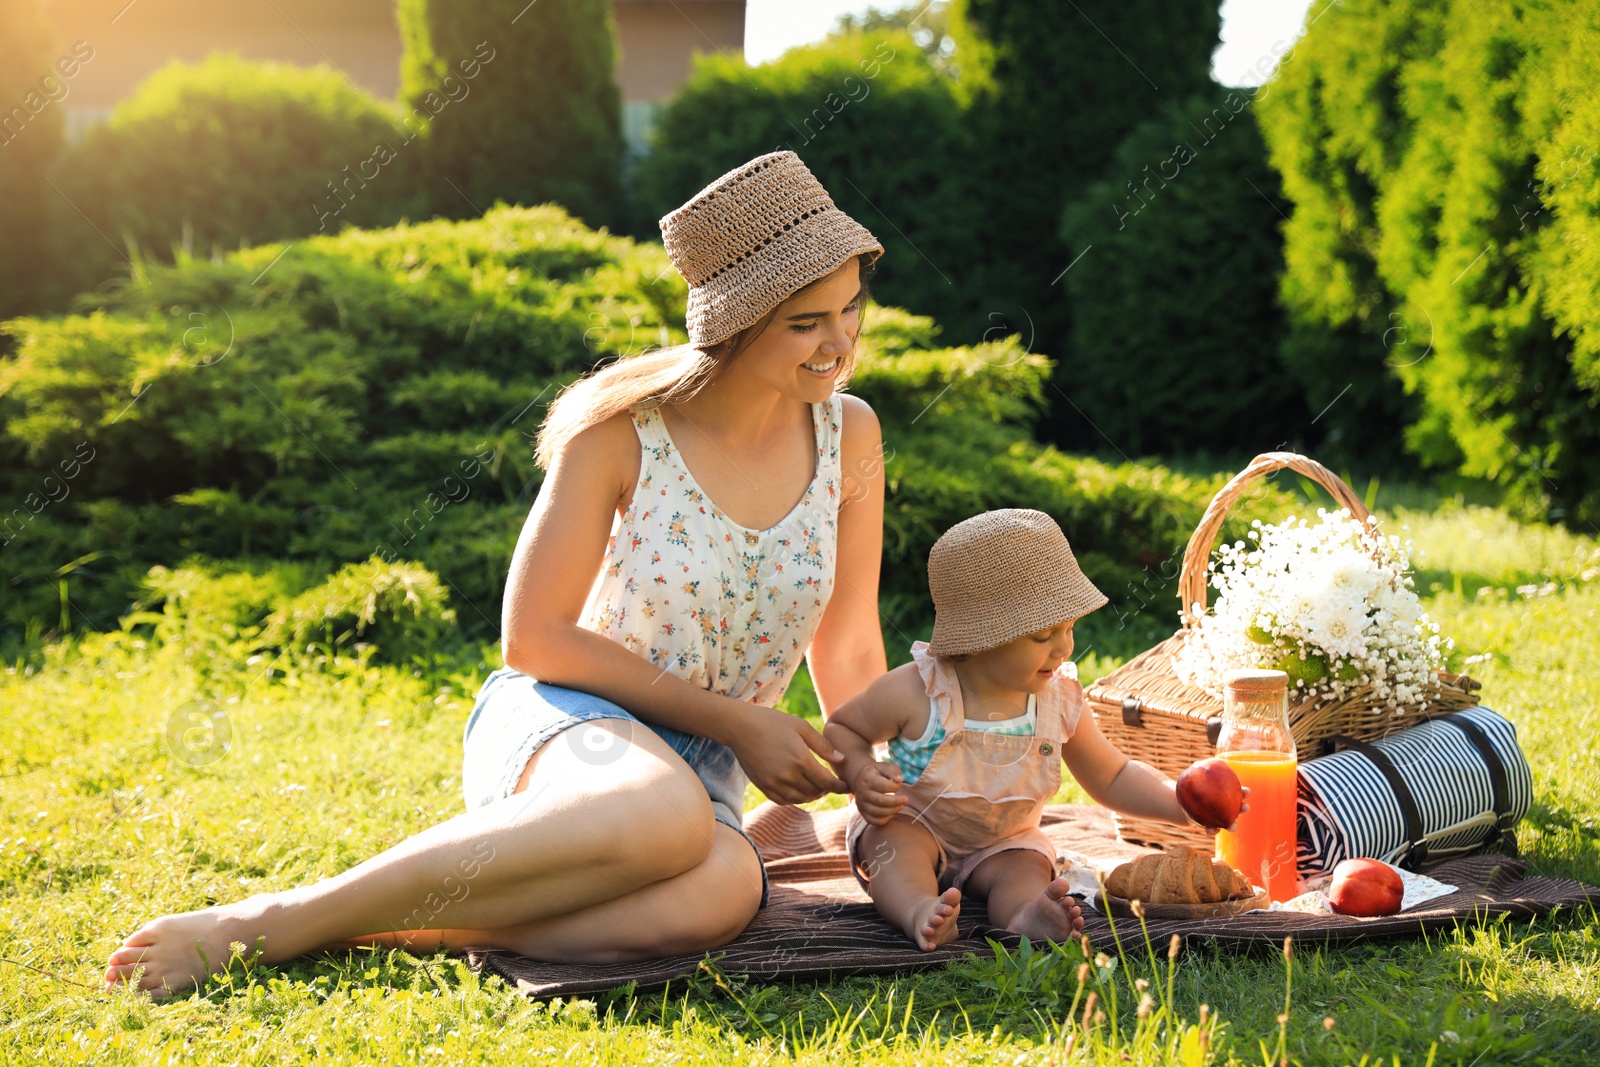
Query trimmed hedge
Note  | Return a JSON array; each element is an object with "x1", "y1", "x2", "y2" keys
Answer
[{"x1": 2, "y1": 205, "x2": 1288, "y2": 660}]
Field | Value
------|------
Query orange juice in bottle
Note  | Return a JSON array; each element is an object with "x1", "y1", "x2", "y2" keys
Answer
[{"x1": 1213, "y1": 669, "x2": 1300, "y2": 901}]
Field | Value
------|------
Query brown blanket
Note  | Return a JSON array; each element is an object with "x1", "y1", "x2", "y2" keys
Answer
[{"x1": 470, "y1": 803, "x2": 1597, "y2": 998}]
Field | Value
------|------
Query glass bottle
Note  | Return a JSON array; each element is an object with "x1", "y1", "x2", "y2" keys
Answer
[{"x1": 1213, "y1": 668, "x2": 1300, "y2": 902}]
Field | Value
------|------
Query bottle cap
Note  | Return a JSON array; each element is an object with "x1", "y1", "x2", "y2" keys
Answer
[{"x1": 1222, "y1": 668, "x2": 1289, "y2": 695}]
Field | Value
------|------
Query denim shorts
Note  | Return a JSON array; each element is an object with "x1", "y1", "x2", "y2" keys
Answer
[{"x1": 461, "y1": 667, "x2": 768, "y2": 907}]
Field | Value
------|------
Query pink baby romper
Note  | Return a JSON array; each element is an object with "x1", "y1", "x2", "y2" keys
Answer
[{"x1": 847, "y1": 640, "x2": 1084, "y2": 892}]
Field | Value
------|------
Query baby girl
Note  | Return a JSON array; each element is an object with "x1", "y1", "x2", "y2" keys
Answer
[{"x1": 825, "y1": 509, "x2": 1203, "y2": 950}]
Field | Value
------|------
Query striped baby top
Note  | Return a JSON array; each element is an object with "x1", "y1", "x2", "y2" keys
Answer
[
  {"x1": 888, "y1": 694, "x2": 1039, "y2": 785},
  {"x1": 578, "y1": 396, "x2": 843, "y2": 707},
  {"x1": 885, "y1": 641, "x2": 1085, "y2": 785}
]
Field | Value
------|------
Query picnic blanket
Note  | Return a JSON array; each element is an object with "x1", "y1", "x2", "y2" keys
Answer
[{"x1": 469, "y1": 803, "x2": 1597, "y2": 998}]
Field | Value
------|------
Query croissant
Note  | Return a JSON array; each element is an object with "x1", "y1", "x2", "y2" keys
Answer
[{"x1": 1104, "y1": 845, "x2": 1254, "y2": 904}]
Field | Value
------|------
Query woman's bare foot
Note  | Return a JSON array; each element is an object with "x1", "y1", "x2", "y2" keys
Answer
[
  {"x1": 905, "y1": 887, "x2": 963, "y2": 951},
  {"x1": 1005, "y1": 878, "x2": 1084, "y2": 943},
  {"x1": 104, "y1": 895, "x2": 290, "y2": 996}
]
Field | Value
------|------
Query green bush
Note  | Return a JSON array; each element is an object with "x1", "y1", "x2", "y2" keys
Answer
[
  {"x1": 1528, "y1": 18, "x2": 1600, "y2": 398},
  {"x1": 46, "y1": 54, "x2": 422, "y2": 302},
  {"x1": 2, "y1": 202, "x2": 1290, "y2": 662},
  {"x1": 1, "y1": 205, "x2": 679, "y2": 480},
  {"x1": 133, "y1": 559, "x2": 319, "y2": 643},
  {"x1": 0, "y1": 204, "x2": 683, "y2": 642},
  {"x1": 259, "y1": 556, "x2": 456, "y2": 664},
  {"x1": 121, "y1": 556, "x2": 456, "y2": 667},
  {"x1": 1058, "y1": 92, "x2": 1309, "y2": 457}
]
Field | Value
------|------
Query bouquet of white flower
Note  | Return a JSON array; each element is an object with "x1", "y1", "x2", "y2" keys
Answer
[
  {"x1": 1087, "y1": 452, "x2": 1480, "y2": 853},
  {"x1": 1173, "y1": 508, "x2": 1452, "y2": 709}
]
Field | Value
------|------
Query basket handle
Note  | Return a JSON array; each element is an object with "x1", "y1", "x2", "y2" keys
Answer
[{"x1": 1178, "y1": 452, "x2": 1370, "y2": 627}]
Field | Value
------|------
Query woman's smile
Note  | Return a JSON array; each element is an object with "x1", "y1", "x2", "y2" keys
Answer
[{"x1": 802, "y1": 356, "x2": 841, "y2": 377}]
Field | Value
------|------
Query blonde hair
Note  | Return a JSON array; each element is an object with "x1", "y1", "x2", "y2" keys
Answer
[{"x1": 535, "y1": 255, "x2": 875, "y2": 469}]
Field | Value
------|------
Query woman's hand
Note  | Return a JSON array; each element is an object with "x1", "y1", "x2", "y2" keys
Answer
[
  {"x1": 730, "y1": 705, "x2": 847, "y2": 804},
  {"x1": 852, "y1": 760, "x2": 906, "y2": 826}
]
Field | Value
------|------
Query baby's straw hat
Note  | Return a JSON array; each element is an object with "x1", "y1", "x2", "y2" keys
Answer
[
  {"x1": 927, "y1": 509, "x2": 1109, "y2": 656},
  {"x1": 659, "y1": 150, "x2": 885, "y2": 349}
]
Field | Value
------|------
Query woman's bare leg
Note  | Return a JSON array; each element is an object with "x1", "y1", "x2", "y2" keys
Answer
[
  {"x1": 342, "y1": 821, "x2": 764, "y2": 963},
  {"x1": 104, "y1": 721, "x2": 723, "y2": 994}
]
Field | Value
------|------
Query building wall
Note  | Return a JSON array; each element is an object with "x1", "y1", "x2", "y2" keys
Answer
[
  {"x1": 40, "y1": 0, "x2": 744, "y2": 148},
  {"x1": 613, "y1": 1, "x2": 744, "y2": 102},
  {"x1": 43, "y1": 0, "x2": 404, "y2": 109}
]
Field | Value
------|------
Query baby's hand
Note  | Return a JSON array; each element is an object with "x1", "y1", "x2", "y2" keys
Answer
[
  {"x1": 853, "y1": 760, "x2": 907, "y2": 826},
  {"x1": 1222, "y1": 785, "x2": 1252, "y2": 833}
]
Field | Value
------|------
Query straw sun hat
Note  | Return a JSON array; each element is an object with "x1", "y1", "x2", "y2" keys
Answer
[
  {"x1": 927, "y1": 509, "x2": 1110, "y2": 657},
  {"x1": 658, "y1": 150, "x2": 886, "y2": 349}
]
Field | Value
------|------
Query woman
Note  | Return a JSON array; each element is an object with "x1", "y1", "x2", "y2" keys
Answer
[{"x1": 105, "y1": 151, "x2": 891, "y2": 993}]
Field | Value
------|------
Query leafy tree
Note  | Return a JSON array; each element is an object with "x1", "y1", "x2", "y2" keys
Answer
[
  {"x1": 0, "y1": 0, "x2": 66, "y2": 320},
  {"x1": 1059, "y1": 92, "x2": 1309, "y2": 458},
  {"x1": 832, "y1": 0, "x2": 959, "y2": 77},
  {"x1": 398, "y1": 0, "x2": 623, "y2": 229}
]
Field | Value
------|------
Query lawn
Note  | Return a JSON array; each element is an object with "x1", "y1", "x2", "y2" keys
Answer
[{"x1": 1, "y1": 500, "x2": 1597, "y2": 1065}]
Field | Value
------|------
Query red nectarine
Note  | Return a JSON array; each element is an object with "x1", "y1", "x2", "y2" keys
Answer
[
  {"x1": 1176, "y1": 758, "x2": 1244, "y2": 830},
  {"x1": 1326, "y1": 858, "x2": 1404, "y2": 916}
]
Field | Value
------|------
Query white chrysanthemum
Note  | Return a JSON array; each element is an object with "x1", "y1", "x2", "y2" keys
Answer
[
  {"x1": 1173, "y1": 509, "x2": 1447, "y2": 708},
  {"x1": 1305, "y1": 598, "x2": 1367, "y2": 658}
]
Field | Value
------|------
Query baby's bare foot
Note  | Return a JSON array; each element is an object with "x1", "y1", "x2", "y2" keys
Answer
[
  {"x1": 1006, "y1": 878, "x2": 1084, "y2": 944},
  {"x1": 104, "y1": 895, "x2": 283, "y2": 996},
  {"x1": 906, "y1": 887, "x2": 962, "y2": 952}
]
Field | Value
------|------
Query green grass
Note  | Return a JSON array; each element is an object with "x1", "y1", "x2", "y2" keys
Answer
[
  {"x1": 1392, "y1": 504, "x2": 1600, "y2": 601},
  {"x1": 2, "y1": 505, "x2": 1597, "y2": 1065}
]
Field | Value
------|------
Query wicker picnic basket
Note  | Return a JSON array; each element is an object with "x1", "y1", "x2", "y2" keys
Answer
[{"x1": 1086, "y1": 452, "x2": 1482, "y2": 851}]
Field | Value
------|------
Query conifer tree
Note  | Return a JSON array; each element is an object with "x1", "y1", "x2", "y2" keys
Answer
[
  {"x1": 399, "y1": 0, "x2": 624, "y2": 229},
  {"x1": 946, "y1": 0, "x2": 1222, "y2": 423},
  {"x1": 0, "y1": 0, "x2": 67, "y2": 319}
]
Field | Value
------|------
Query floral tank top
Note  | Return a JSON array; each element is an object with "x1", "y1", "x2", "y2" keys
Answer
[{"x1": 578, "y1": 396, "x2": 844, "y2": 707}]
